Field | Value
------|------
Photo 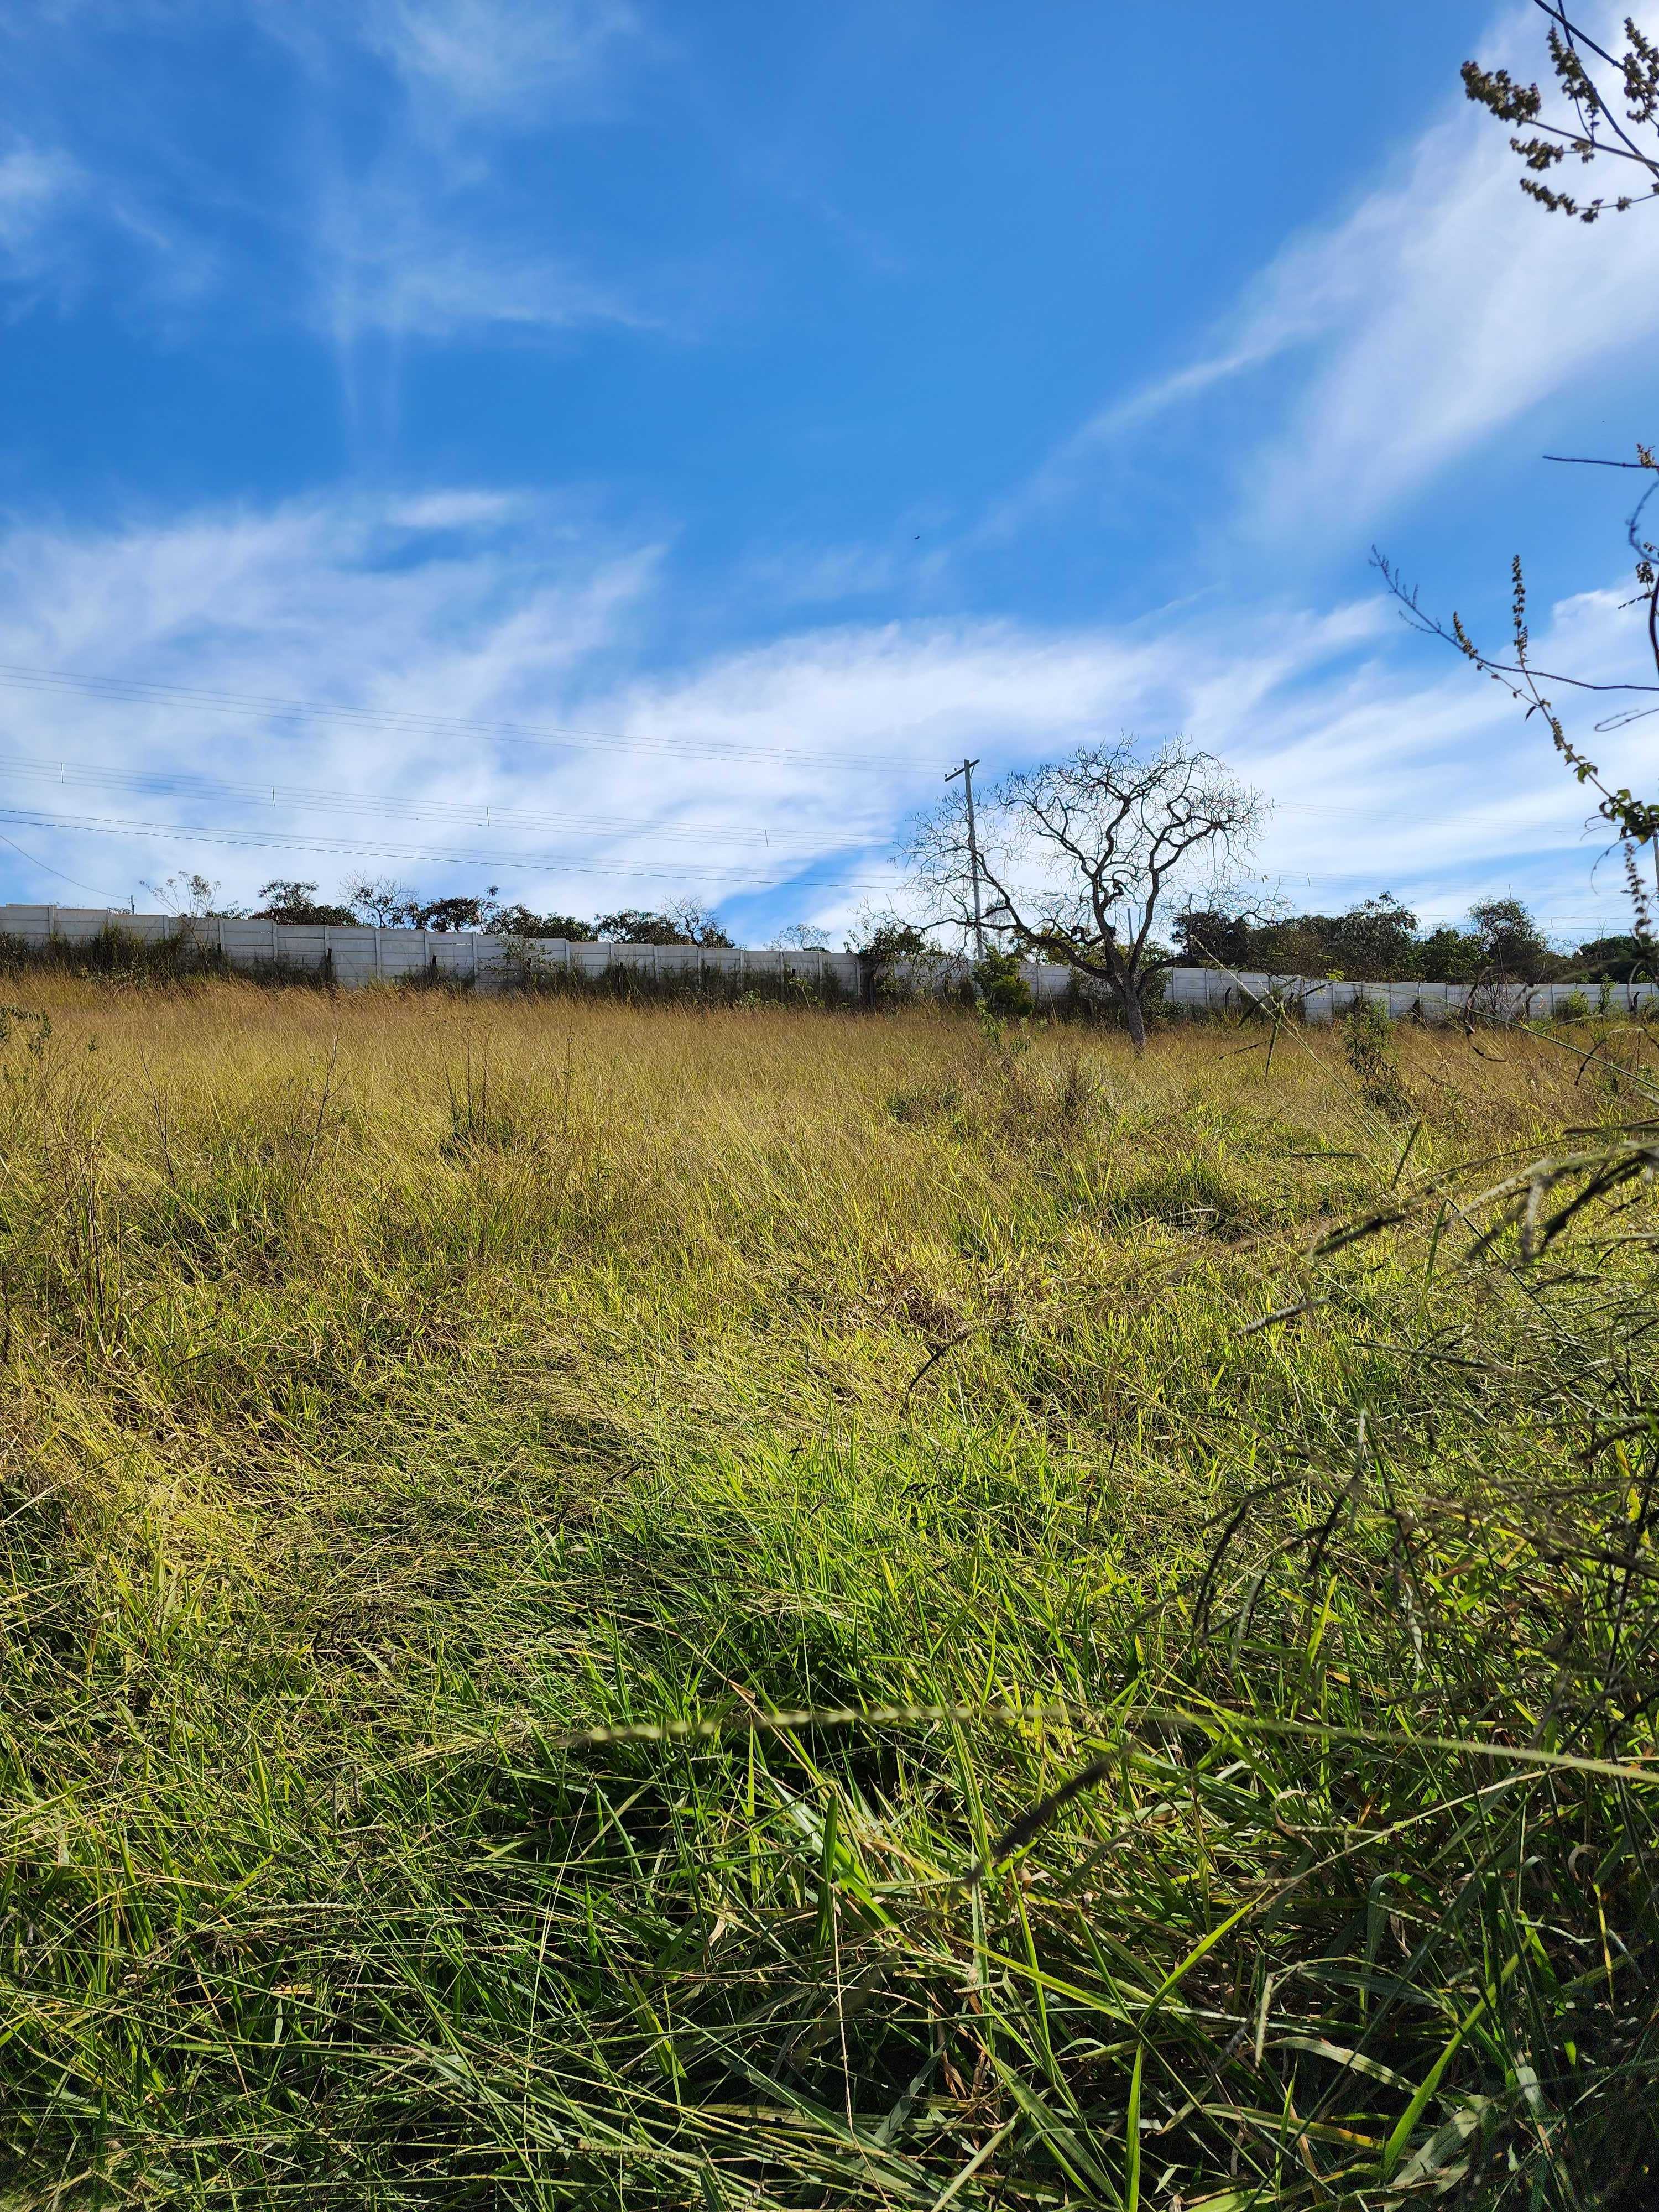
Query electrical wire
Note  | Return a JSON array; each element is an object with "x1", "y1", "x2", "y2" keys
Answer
[
  {"x1": 0, "y1": 661, "x2": 949, "y2": 774},
  {"x1": 0, "y1": 831, "x2": 124, "y2": 902},
  {"x1": 0, "y1": 750, "x2": 895, "y2": 851},
  {"x1": 0, "y1": 742, "x2": 1585, "y2": 873},
  {"x1": 0, "y1": 691, "x2": 1630, "y2": 930},
  {"x1": 0, "y1": 661, "x2": 1599, "y2": 837},
  {"x1": 0, "y1": 804, "x2": 914, "y2": 894}
]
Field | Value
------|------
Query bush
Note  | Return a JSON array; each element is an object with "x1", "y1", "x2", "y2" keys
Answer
[
  {"x1": 972, "y1": 947, "x2": 1034, "y2": 1018},
  {"x1": 0, "y1": 924, "x2": 231, "y2": 987},
  {"x1": 1344, "y1": 994, "x2": 1412, "y2": 1117}
]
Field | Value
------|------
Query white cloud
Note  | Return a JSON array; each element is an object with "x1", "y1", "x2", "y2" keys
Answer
[
  {"x1": 0, "y1": 122, "x2": 211, "y2": 319},
  {"x1": 358, "y1": 0, "x2": 644, "y2": 128},
  {"x1": 983, "y1": 333, "x2": 1306, "y2": 542},
  {"x1": 0, "y1": 495, "x2": 897, "y2": 918},
  {"x1": 0, "y1": 140, "x2": 79, "y2": 251},
  {"x1": 0, "y1": 137, "x2": 85, "y2": 294},
  {"x1": 6, "y1": 3, "x2": 662, "y2": 353},
  {"x1": 1004, "y1": 1, "x2": 1659, "y2": 546},
  {"x1": 279, "y1": 3, "x2": 661, "y2": 359},
  {"x1": 1247, "y1": 96, "x2": 1659, "y2": 538},
  {"x1": 386, "y1": 489, "x2": 528, "y2": 530},
  {"x1": 738, "y1": 540, "x2": 949, "y2": 608},
  {"x1": 0, "y1": 492, "x2": 1645, "y2": 941},
  {"x1": 318, "y1": 199, "x2": 650, "y2": 347}
]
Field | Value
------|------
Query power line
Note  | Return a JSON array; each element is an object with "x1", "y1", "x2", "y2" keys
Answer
[
  {"x1": 0, "y1": 663, "x2": 1602, "y2": 834},
  {"x1": 0, "y1": 733, "x2": 1631, "y2": 927},
  {"x1": 0, "y1": 794, "x2": 1624, "y2": 943},
  {"x1": 0, "y1": 661, "x2": 950, "y2": 775},
  {"x1": 0, "y1": 659, "x2": 1634, "y2": 847},
  {"x1": 0, "y1": 751, "x2": 896, "y2": 852},
  {"x1": 0, "y1": 831, "x2": 123, "y2": 902},
  {"x1": 0, "y1": 804, "x2": 915, "y2": 894}
]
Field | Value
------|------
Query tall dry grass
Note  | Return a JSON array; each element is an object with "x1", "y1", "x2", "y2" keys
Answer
[{"x1": 0, "y1": 976, "x2": 1654, "y2": 2206}]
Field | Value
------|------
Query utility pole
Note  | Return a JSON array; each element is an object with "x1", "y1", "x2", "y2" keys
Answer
[{"x1": 945, "y1": 758, "x2": 984, "y2": 959}]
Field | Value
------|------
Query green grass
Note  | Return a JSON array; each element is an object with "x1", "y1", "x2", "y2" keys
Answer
[{"x1": 0, "y1": 979, "x2": 1654, "y2": 2207}]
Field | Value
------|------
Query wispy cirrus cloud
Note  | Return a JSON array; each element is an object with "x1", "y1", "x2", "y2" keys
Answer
[
  {"x1": 314, "y1": 180, "x2": 654, "y2": 351},
  {"x1": 286, "y1": 0, "x2": 666, "y2": 384},
  {"x1": 384, "y1": 488, "x2": 529, "y2": 530},
  {"x1": 996, "y1": 1, "x2": 1659, "y2": 550},
  {"x1": 0, "y1": 135, "x2": 107, "y2": 326},
  {"x1": 0, "y1": 490, "x2": 1645, "y2": 940},
  {"x1": 355, "y1": 0, "x2": 645, "y2": 130},
  {"x1": 0, "y1": 128, "x2": 209, "y2": 316},
  {"x1": 0, "y1": 138, "x2": 81, "y2": 269},
  {"x1": 0, "y1": 2, "x2": 662, "y2": 355}
]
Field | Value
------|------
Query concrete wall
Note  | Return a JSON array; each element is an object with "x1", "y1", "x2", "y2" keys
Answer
[
  {"x1": 0, "y1": 910, "x2": 1647, "y2": 1019},
  {"x1": 1163, "y1": 967, "x2": 1659, "y2": 1023},
  {"x1": 0, "y1": 907, "x2": 1088, "y2": 1000},
  {"x1": 0, "y1": 906, "x2": 869, "y2": 992}
]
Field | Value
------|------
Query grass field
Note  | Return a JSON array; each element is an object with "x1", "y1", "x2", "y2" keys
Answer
[{"x1": 1, "y1": 977, "x2": 1655, "y2": 2208}]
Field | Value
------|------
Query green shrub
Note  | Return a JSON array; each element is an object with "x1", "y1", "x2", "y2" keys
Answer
[
  {"x1": 972, "y1": 947, "x2": 1035, "y2": 1018},
  {"x1": 1344, "y1": 994, "x2": 1412, "y2": 1118}
]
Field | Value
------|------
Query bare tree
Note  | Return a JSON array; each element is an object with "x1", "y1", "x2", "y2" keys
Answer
[
  {"x1": 593, "y1": 900, "x2": 734, "y2": 947},
  {"x1": 904, "y1": 739, "x2": 1269, "y2": 1052},
  {"x1": 344, "y1": 875, "x2": 419, "y2": 927},
  {"x1": 142, "y1": 871, "x2": 244, "y2": 919}
]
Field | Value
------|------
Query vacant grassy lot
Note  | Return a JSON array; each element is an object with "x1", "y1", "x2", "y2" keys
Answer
[{"x1": 1, "y1": 979, "x2": 1654, "y2": 2208}]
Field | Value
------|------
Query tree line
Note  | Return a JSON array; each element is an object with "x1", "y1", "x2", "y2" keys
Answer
[
  {"x1": 150, "y1": 863, "x2": 1652, "y2": 995},
  {"x1": 1173, "y1": 894, "x2": 1651, "y2": 984},
  {"x1": 150, "y1": 874, "x2": 737, "y2": 947}
]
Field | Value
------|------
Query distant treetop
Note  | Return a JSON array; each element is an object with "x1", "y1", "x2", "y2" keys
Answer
[{"x1": 1174, "y1": 895, "x2": 1644, "y2": 983}]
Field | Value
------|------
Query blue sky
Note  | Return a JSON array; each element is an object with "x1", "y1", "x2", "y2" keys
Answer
[{"x1": 0, "y1": 0, "x2": 1656, "y2": 943}]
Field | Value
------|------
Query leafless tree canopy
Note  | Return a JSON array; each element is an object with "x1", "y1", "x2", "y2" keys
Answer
[{"x1": 905, "y1": 739, "x2": 1267, "y2": 1048}]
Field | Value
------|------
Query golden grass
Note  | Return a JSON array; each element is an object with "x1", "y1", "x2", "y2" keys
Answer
[{"x1": 0, "y1": 977, "x2": 1653, "y2": 2208}]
